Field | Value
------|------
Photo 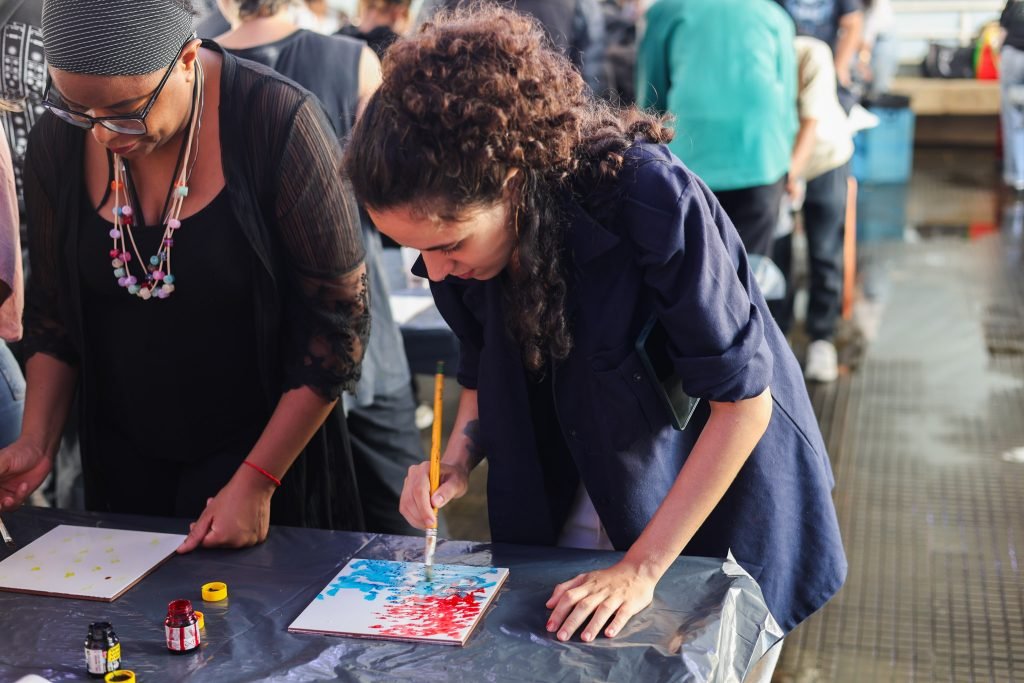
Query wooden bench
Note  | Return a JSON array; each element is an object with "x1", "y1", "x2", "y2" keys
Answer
[{"x1": 888, "y1": 76, "x2": 1000, "y2": 146}]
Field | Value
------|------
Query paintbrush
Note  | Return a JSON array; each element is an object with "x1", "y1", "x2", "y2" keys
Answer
[
  {"x1": 0, "y1": 514, "x2": 15, "y2": 549},
  {"x1": 424, "y1": 361, "x2": 445, "y2": 575}
]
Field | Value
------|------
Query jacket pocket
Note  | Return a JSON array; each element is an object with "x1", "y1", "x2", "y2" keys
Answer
[{"x1": 588, "y1": 345, "x2": 666, "y2": 451}]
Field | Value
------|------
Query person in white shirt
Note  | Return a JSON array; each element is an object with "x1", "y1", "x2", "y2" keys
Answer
[{"x1": 771, "y1": 36, "x2": 855, "y2": 383}]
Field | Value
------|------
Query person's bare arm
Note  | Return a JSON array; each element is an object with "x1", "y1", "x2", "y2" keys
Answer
[
  {"x1": 356, "y1": 45, "x2": 383, "y2": 120},
  {"x1": 0, "y1": 354, "x2": 78, "y2": 509},
  {"x1": 835, "y1": 11, "x2": 864, "y2": 88}
]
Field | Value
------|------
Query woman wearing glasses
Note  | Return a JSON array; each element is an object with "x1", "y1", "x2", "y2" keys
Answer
[{"x1": 0, "y1": 0, "x2": 370, "y2": 552}]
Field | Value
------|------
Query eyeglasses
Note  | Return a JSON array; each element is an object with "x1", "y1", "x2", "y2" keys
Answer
[{"x1": 41, "y1": 38, "x2": 194, "y2": 135}]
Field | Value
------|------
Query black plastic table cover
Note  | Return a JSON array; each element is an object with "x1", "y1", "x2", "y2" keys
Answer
[{"x1": 0, "y1": 507, "x2": 782, "y2": 682}]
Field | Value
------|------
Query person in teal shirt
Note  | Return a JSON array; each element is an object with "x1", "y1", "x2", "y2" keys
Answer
[{"x1": 637, "y1": 0, "x2": 797, "y2": 257}]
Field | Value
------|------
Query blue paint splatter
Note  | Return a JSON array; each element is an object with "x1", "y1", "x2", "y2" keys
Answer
[{"x1": 314, "y1": 559, "x2": 500, "y2": 602}]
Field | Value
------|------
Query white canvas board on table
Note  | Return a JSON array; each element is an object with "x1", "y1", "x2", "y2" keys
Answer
[
  {"x1": 0, "y1": 525, "x2": 184, "y2": 601},
  {"x1": 289, "y1": 558, "x2": 509, "y2": 646}
]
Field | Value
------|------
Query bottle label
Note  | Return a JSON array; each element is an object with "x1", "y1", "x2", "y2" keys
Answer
[
  {"x1": 85, "y1": 647, "x2": 107, "y2": 674},
  {"x1": 107, "y1": 642, "x2": 121, "y2": 667},
  {"x1": 165, "y1": 623, "x2": 200, "y2": 651}
]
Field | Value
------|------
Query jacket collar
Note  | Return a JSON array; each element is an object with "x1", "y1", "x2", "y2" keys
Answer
[{"x1": 562, "y1": 199, "x2": 620, "y2": 268}]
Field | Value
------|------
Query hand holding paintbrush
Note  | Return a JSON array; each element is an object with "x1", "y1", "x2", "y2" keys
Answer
[
  {"x1": 0, "y1": 514, "x2": 15, "y2": 549},
  {"x1": 423, "y1": 361, "x2": 445, "y2": 569}
]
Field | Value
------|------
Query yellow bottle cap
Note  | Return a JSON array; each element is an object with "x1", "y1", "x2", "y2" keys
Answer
[
  {"x1": 105, "y1": 671, "x2": 136, "y2": 683},
  {"x1": 195, "y1": 609, "x2": 205, "y2": 630},
  {"x1": 201, "y1": 581, "x2": 228, "y2": 601}
]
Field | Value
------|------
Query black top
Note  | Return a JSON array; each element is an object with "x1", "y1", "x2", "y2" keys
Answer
[
  {"x1": 79, "y1": 191, "x2": 266, "y2": 464},
  {"x1": 1004, "y1": 1, "x2": 1024, "y2": 51},
  {"x1": 230, "y1": 30, "x2": 363, "y2": 138},
  {"x1": 23, "y1": 43, "x2": 370, "y2": 529},
  {"x1": 337, "y1": 25, "x2": 399, "y2": 61}
]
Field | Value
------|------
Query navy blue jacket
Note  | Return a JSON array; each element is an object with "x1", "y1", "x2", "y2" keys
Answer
[{"x1": 424, "y1": 144, "x2": 846, "y2": 633}]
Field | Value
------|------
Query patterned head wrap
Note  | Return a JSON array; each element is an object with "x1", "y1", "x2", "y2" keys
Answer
[{"x1": 42, "y1": 0, "x2": 196, "y2": 76}]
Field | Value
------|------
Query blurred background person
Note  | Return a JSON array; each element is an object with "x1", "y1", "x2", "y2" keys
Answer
[
  {"x1": 216, "y1": 0, "x2": 380, "y2": 128},
  {"x1": 856, "y1": 0, "x2": 896, "y2": 100},
  {"x1": 338, "y1": 0, "x2": 412, "y2": 60},
  {"x1": 773, "y1": 0, "x2": 863, "y2": 110},
  {"x1": 637, "y1": 0, "x2": 796, "y2": 257},
  {"x1": 1002, "y1": 0, "x2": 1024, "y2": 191},
  {"x1": 772, "y1": 37, "x2": 854, "y2": 383},
  {"x1": 420, "y1": 0, "x2": 607, "y2": 94},
  {"x1": 0, "y1": 0, "x2": 45, "y2": 204},
  {"x1": 0, "y1": 111, "x2": 25, "y2": 449}
]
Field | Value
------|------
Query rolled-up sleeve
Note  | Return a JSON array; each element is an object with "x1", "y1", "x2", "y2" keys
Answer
[{"x1": 624, "y1": 159, "x2": 773, "y2": 402}]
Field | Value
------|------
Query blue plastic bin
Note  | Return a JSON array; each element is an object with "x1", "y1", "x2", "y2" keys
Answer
[{"x1": 851, "y1": 106, "x2": 916, "y2": 184}]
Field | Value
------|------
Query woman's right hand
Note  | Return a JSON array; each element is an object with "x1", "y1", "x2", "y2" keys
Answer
[
  {"x1": 399, "y1": 461, "x2": 470, "y2": 529},
  {"x1": 0, "y1": 440, "x2": 53, "y2": 510}
]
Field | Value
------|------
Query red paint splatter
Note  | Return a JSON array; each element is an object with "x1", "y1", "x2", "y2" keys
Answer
[{"x1": 371, "y1": 588, "x2": 485, "y2": 639}]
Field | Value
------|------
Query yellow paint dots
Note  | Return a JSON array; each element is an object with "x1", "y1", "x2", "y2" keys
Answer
[
  {"x1": 30, "y1": 566, "x2": 40, "y2": 572},
  {"x1": 93, "y1": 566, "x2": 102, "y2": 572},
  {"x1": 64, "y1": 571, "x2": 75, "y2": 578},
  {"x1": 104, "y1": 547, "x2": 114, "y2": 553}
]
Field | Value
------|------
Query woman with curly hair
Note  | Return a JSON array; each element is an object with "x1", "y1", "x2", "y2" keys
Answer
[{"x1": 344, "y1": 4, "x2": 845, "y2": 659}]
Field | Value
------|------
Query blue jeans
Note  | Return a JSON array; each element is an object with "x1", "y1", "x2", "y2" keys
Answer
[
  {"x1": 0, "y1": 340, "x2": 25, "y2": 448},
  {"x1": 1001, "y1": 45, "x2": 1024, "y2": 189},
  {"x1": 770, "y1": 163, "x2": 849, "y2": 341}
]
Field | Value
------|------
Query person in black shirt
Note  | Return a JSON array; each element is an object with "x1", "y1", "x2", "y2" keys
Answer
[
  {"x1": 337, "y1": 0, "x2": 411, "y2": 60},
  {"x1": 215, "y1": 0, "x2": 380, "y2": 130},
  {"x1": 419, "y1": 0, "x2": 606, "y2": 93}
]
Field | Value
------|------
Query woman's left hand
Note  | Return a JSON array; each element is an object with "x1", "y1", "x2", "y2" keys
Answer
[
  {"x1": 544, "y1": 560, "x2": 658, "y2": 642},
  {"x1": 176, "y1": 470, "x2": 274, "y2": 553}
]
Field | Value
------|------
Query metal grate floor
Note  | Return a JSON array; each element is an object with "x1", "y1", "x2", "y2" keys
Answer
[{"x1": 776, "y1": 188, "x2": 1024, "y2": 680}]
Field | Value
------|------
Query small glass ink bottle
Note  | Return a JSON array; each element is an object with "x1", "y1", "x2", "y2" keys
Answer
[
  {"x1": 164, "y1": 599, "x2": 201, "y2": 653},
  {"x1": 84, "y1": 621, "x2": 121, "y2": 677}
]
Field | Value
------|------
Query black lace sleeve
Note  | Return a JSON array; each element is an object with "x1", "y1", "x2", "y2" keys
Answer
[
  {"x1": 21, "y1": 120, "x2": 80, "y2": 366},
  {"x1": 275, "y1": 95, "x2": 369, "y2": 400}
]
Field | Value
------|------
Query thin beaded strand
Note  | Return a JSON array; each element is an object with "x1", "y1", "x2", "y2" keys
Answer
[{"x1": 108, "y1": 61, "x2": 203, "y2": 300}]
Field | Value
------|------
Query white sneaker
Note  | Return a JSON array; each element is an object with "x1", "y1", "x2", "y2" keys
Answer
[
  {"x1": 848, "y1": 103, "x2": 880, "y2": 133},
  {"x1": 804, "y1": 340, "x2": 839, "y2": 383},
  {"x1": 414, "y1": 404, "x2": 435, "y2": 430}
]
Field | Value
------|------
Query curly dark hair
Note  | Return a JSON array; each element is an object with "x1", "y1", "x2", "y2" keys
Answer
[
  {"x1": 234, "y1": 0, "x2": 294, "y2": 19},
  {"x1": 344, "y1": 4, "x2": 672, "y2": 373}
]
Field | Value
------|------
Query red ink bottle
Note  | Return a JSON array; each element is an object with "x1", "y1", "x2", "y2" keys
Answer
[
  {"x1": 164, "y1": 599, "x2": 201, "y2": 653},
  {"x1": 84, "y1": 621, "x2": 121, "y2": 677}
]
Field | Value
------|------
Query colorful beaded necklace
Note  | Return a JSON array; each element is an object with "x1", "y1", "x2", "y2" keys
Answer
[{"x1": 108, "y1": 59, "x2": 204, "y2": 301}]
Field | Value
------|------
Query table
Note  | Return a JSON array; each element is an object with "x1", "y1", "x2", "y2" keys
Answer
[
  {"x1": 0, "y1": 507, "x2": 781, "y2": 682},
  {"x1": 391, "y1": 288, "x2": 460, "y2": 377}
]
